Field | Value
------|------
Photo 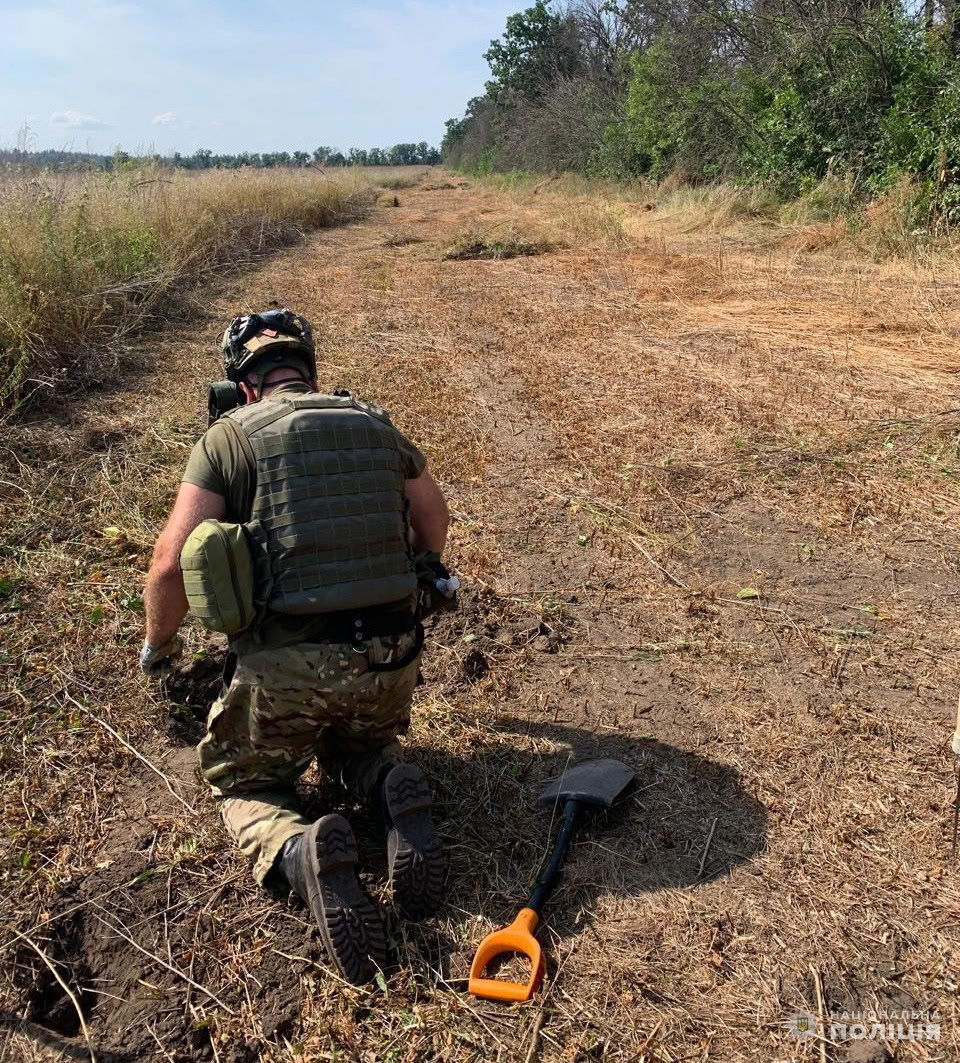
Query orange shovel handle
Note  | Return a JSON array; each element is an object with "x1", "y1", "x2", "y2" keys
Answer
[{"x1": 468, "y1": 908, "x2": 544, "y2": 1003}]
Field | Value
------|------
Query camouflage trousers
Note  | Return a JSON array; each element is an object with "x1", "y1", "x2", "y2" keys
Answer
[{"x1": 198, "y1": 632, "x2": 420, "y2": 885}]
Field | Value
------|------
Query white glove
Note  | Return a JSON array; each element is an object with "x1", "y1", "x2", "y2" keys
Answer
[
  {"x1": 139, "y1": 636, "x2": 183, "y2": 675},
  {"x1": 434, "y1": 575, "x2": 461, "y2": 598}
]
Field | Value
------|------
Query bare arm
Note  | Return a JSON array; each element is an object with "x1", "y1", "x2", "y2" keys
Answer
[
  {"x1": 144, "y1": 483, "x2": 226, "y2": 646},
  {"x1": 405, "y1": 469, "x2": 449, "y2": 554}
]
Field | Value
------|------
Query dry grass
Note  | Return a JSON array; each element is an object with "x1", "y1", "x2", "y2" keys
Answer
[
  {"x1": 478, "y1": 173, "x2": 636, "y2": 251},
  {"x1": 480, "y1": 168, "x2": 960, "y2": 263},
  {"x1": 383, "y1": 232, "x2": 425, "y2": 248},
  {"x1": 2, "y1": 173, "x2": 960, "y2": 1062},
  {"x1": 375, "y1": 168, "x2": 433, "y2": 190},
  {"x1": 443, "y1": 221, "x2": 559, "y2": 261},
  {"x1": 645, "y1": 175, "x2": 951, "y2": 262},
  {"x1": 0, "y1": 167, "x2": 378, "y2": 407}
]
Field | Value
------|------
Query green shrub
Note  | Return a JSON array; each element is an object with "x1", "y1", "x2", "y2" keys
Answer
[
  {"x1": 739, "y1": 15, "x2": 944, "y2": 193},
  {"x1": 876, "y1": 43, "x2": 960, "y2": 223},
  {"x1": 587, "y1": 120, "x2": 647, "y2": 181},
  {"x1": 626, "y1": 36, "x2": 739, "y2": 181},
  {"x1": 623, "y1": 13, "x2": 960, "y2": 225},
  {"x1": 458, "y1": 151, "x2": 498, "y2": 177},
  {"x1": 779, "y1": 174, "x2": 859, "y2": 224}
]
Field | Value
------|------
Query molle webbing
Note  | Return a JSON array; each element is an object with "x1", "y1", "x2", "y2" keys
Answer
[{"x1": 228, "y1": 395, "x2": 416, "y2": 615}]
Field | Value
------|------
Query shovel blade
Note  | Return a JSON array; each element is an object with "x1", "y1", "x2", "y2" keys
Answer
[{"x1": 538, "y1": 758, "x2": 634, "y2": 809}]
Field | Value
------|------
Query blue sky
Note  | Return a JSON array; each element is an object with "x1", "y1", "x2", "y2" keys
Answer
[{"x1": 2, "y1": 0, "x2": 520, "y2": 155}]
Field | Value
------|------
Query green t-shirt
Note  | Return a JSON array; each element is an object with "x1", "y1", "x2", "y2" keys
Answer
[
  {"x1": 183, "y1": 381, "x2": 427, "y2": 522},
  {"x1": 181, "y1": 381, "x2": 427, "y2": 649}
]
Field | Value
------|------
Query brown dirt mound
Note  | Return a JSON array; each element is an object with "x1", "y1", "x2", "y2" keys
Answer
[
  {"x1": 12, "y1": 853, "x2": 305, "y2": 1063},
  {"x1": 164, "y1": 647, "x2": 228, "y2": 746}
]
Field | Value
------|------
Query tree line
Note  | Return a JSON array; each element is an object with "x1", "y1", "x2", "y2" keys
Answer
[
  {"x1": 0, "y1": 142, "x2": 441, "y2": 172},
  {"x1": 443, "y1": 0, "x2": 960, "y2": 221}
]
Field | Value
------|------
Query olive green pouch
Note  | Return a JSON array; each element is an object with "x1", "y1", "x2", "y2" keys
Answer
[{"x1": 180, "y1": 520, "x2": 255, "y2": 635}]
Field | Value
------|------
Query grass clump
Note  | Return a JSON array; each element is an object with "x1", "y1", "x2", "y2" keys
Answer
[
  {"x1": 652, "y1": 182, "x2": 783, "y2": 231},
  {"x1": 443, "y1": 223, "x2": 558, "y2": 260},
  {"x1": 383, "y1": 232, "x2": 424, "y2": 247},
  {"x1": 376, "y1": 169, "x2": 429, "y2": 190},
  {"x1": 0, "y1": 166, "x2": 375, "y2": 408}
]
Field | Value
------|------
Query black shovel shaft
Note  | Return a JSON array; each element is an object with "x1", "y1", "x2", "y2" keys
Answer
[{"x1": 527, "y1": 799, "x2": 581, "y2": 914}]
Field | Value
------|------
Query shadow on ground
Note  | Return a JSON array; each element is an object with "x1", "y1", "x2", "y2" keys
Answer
[{"x1": 396, "y1": 712, "x2": 768, "y2": 985}]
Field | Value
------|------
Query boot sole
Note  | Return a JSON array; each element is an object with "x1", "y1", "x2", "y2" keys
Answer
[
  {"x1": 385, "y1": 765, "x2": 447, "y2": 919},
  {"x1": 304, "y1": 814, "x2": 387, "y2": 984}
]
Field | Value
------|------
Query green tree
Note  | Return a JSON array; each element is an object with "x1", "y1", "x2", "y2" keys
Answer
[
  {"x1": 626, "y1": 35, "x2": 738, "y2": 180},
  {"x1": 483, "y1": 1, "x2": 578, "y2": 103}
]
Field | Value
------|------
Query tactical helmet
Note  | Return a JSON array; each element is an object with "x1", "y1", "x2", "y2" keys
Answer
[{"x1": 220, "y1": 308, "x2": 316, "y2": 384}]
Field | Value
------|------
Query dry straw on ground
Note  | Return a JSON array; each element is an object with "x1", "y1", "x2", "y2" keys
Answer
[
  {"x1": 443, "y1": 221, "x2": 560, "y2": 261},
  {"x1": 489, "y1": 168, "x2": 960, "y2": 262},
  {"x1": 1, "y1": 170, "x2": 959, "y2": 1062}
]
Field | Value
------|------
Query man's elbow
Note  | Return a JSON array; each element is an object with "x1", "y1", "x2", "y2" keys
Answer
[
  {"x1": 149, "y1": 538, "x2": 183, "y2": 582},
  {"x1": 418, "y1": 493, "x2": 450, "y2": 536}
]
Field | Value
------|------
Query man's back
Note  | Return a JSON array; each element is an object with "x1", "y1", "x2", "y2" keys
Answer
[
  {"x1": 228, "y1": 391, "x2": 417, "y2": 615},
  {"x1": 181, "y1": 380, "x2": 428, "y2": 650},
  {"x1": 183, "y1": 379, "x2": 427, "y2": 523}
]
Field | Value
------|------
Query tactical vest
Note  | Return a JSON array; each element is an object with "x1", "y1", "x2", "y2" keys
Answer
[{"x1": 226, "y1": 394, "x2": 417, "y2": 615}]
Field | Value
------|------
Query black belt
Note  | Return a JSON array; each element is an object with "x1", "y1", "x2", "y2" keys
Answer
[
  {"x1": 321, "y1": 609, "x2": 423, "y2": 672},
  {"x1": 321, "y1": 608, "x2": 416, "y2": 641}
]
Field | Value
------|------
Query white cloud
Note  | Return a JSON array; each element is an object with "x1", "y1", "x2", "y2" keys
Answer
[
  {"x1": 49, "y1": 109, "x2": 109, "y2": 130},
  {"x1": 152, "y1": 111, "x2": 177, "y2": 124}
]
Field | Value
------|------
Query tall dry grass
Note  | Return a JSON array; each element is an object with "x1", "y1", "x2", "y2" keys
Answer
[
  {"x1": 471, "y1": 168, "x2": 960, "y2": 262},
  {"x1": 0, "y1": 167, "x2": 378, "y2": 407},
  {"x1": 636, "y1": 174, "x2": 960, "y2": 263}
]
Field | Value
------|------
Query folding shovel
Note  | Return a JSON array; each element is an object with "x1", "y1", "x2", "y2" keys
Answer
[{"x1": 468, "y1": 757, "x2": 635, "y2": 1003}]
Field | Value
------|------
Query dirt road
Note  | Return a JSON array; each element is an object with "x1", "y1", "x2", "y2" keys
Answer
[{"x1": 3, "y1": 177, "x2": 960, "y2": 1061}]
